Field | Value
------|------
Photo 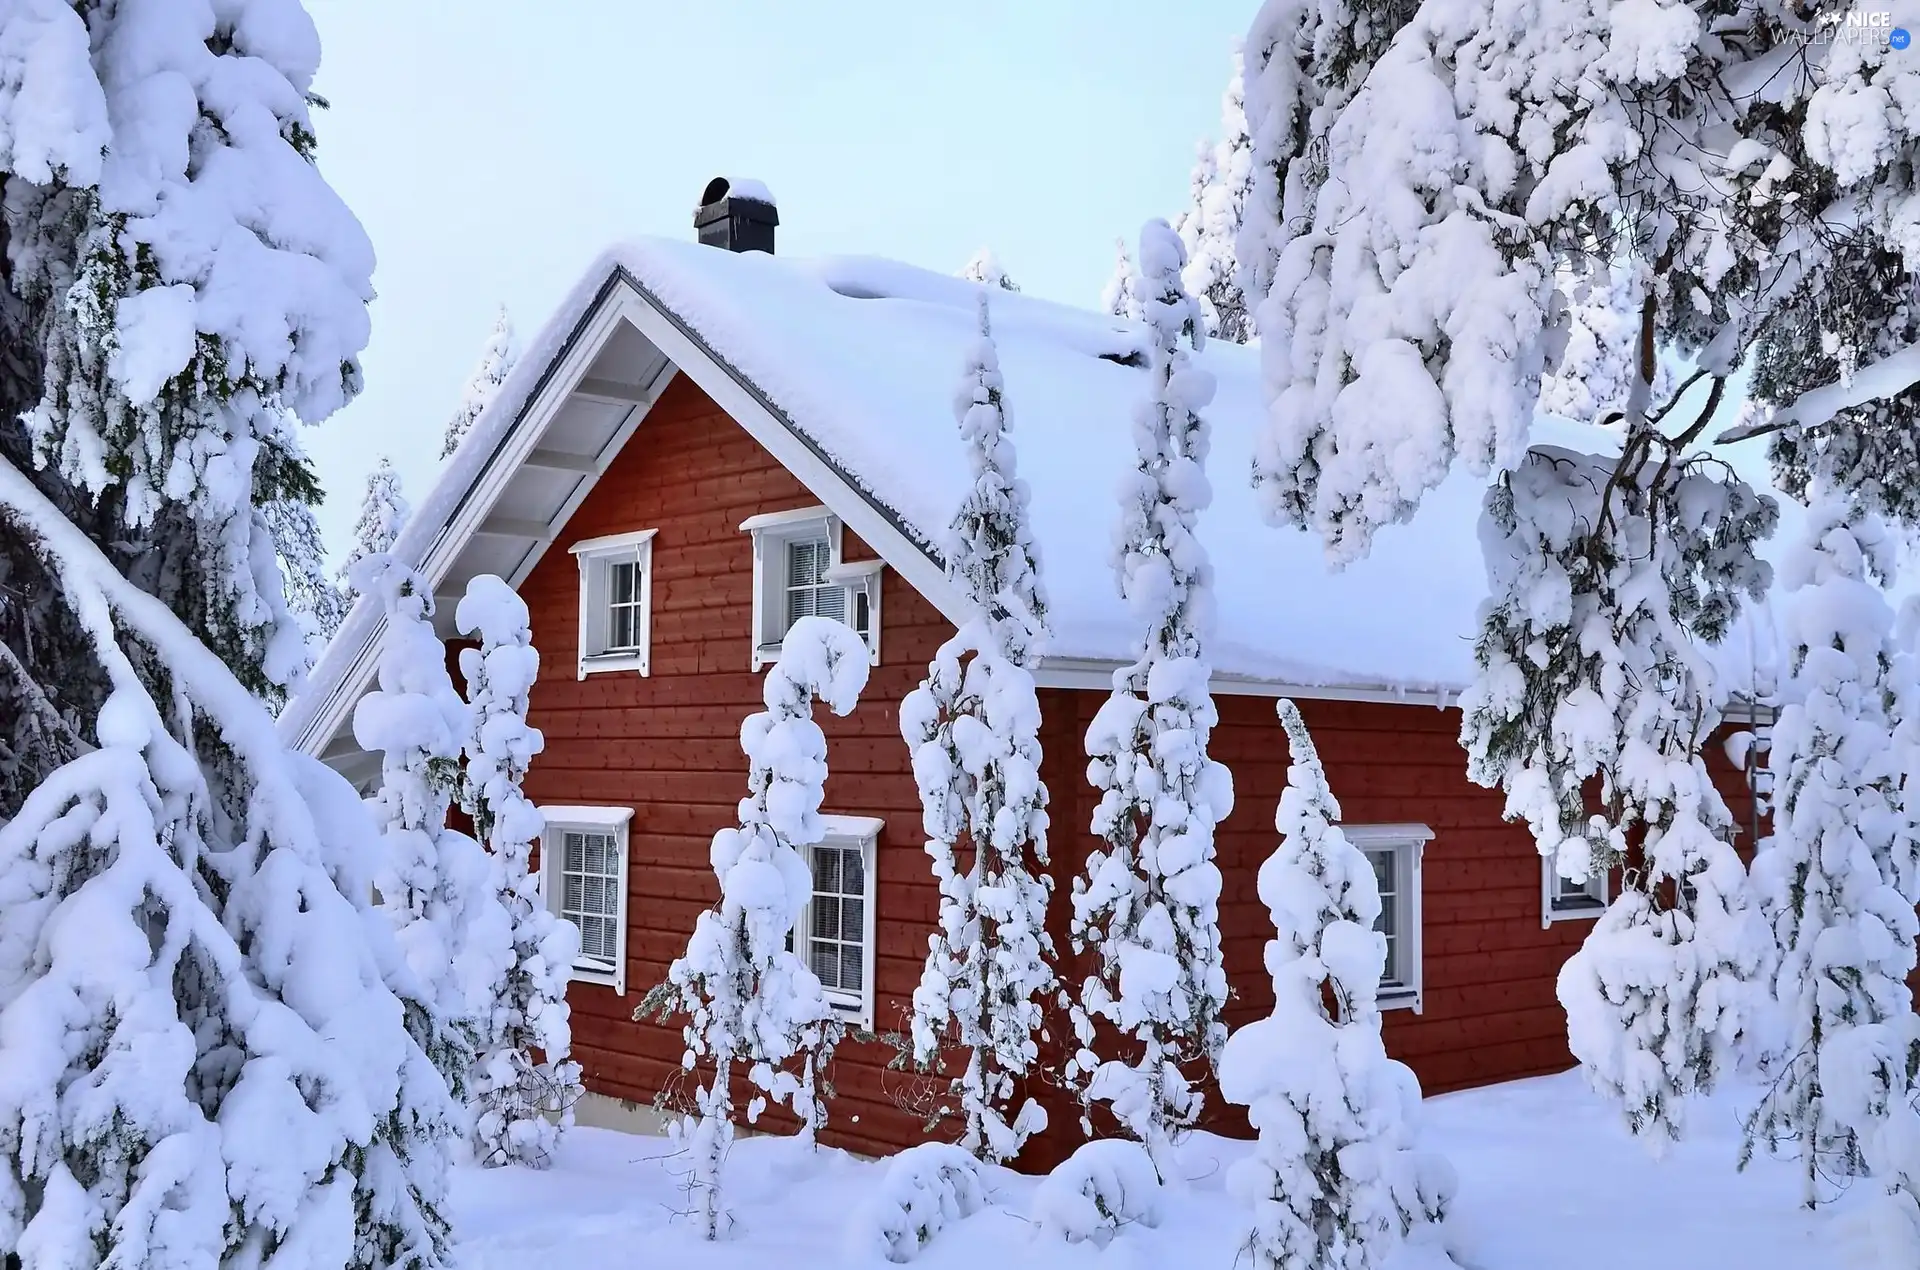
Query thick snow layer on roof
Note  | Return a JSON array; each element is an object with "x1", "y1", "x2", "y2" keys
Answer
[{"x1": 286, "y1": 234, "x2": 1843, "y2": 746}]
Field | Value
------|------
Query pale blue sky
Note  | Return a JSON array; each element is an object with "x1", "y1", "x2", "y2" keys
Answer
[{"x1": 302, "y1": 0, "x2": 1250, "y2": 562}]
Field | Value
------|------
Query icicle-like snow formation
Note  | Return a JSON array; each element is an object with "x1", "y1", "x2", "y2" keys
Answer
[
  {"x1": 456, "y1": 575, "x2": 584, "y2": 1169},
  {"x1": 1068, "y1": 221, "x2": 1234, "y2": 1178},
  {"x1": 1220, "y1": 700, "x2": 1453, "y2": 1270},
  {"x1": 904, "y1": 294, "x2": 1055, "y2": 1164},
  {"x1": 655, "y1": 616, "x2": 870, "y2": 1239},
  {"x1": 1744, "y1": 501, "x2": 1920, "y2": 1236}
]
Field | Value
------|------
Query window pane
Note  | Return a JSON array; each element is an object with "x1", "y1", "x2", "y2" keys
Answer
[
  {"x1": 610, "y1": 560, "x2": 635, "y2": 604},
  {"x1": 585, "y1": 833, "x2": 607, "y2": 874},
  {"x1": 787, "y1": 585, "x2": 814, "y2": 627},
  {"x1": 608, "y1": 603, "x2": 635, "y2": 650},
  {"x1": 788, "y1": 539, "x2": 825, "y2": 586},
  {"x1": 812, "y1": 585, "x2": 846, "y2": 624},
  {"x1": 564, "y1": 832, "x2": 584, "y2": 873},
  {"x1": 841, "y1": 896, "x2": 864, "y2": 938},
  {"x1": 813, "y1": 897, "x2": 840, "y2": 942},
  {"x1": 840, "y1": 845, "x2": 864, "y2": 895},
  {"x1": 813, "y1": 844, "x2": 842, "y2": 894},
  {"x1": 810, "y1": 940, "x2": 839, "y2": 989},
  {"x1": 584, "y1": 876, "x2": 604, "y2": 915},
  {"x1": 839, "y1": 943, "x2": 864, "y2": 992},
  {"x1": 563, "y1": 875, "x2": 583, "y2": 913}
]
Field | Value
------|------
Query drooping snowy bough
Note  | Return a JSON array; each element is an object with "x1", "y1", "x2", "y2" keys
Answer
[
  {"x1": 904, "y1": 294, "x2": 1056, "y2": 1164},
  {"x1": 1230, "y1": 0, "x2": 1920, "y2": 1162},
  {"x1": 352, "y1": 558, "x2": 514, "y2": 1113},
  {"x1": 1220, "y1": 700, "x2": 1454, "y2": 1270},
  {"x1": 1068, "y1": 220, "x2": 1234, "y2": 1178},
  {"x1": 1744, "y1": 501, "x2": 1920, "y2": 1231},
  {"x1": 1463, "y1": 447, "x2": 1774, "y2": 1143},
  {"x1": 651, "y1": 616, "x2": 870, "y2": 1239},
  {"x1": 456, "y1": 575, "x2": 584, "y2": 1169},
  {"x1": 0, "y1": 465, "x2": 459, "y2": 1270}
]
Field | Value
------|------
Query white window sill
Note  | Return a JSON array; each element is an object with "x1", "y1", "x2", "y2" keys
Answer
[
  {"x1": 579, "y1": 650, "x2": 649, "y2": 678},
  {"x1": 569, "y1": 963, "x2": 623, "y2": 993},
  {"x1": 825, "y1": 992, "x2": 872, "y2": 1030},
  {"x1": 1380, "y1": 989, "x2": 1422, "y2": 1014},
  {"x1": 1545, "y1": 902, "x2": 1606, "y2": 926}
]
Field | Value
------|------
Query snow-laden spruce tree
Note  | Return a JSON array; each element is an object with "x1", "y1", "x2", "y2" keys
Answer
[
  {"x1": 1743, "y1": 501, "x2": 1920, "y2": 1219},
  {"x1": 1067, "y1": 220, "x2": 1234, "y2": 1179},
  {"x1": 1101, "y1": 238, "x2": 1142, "y2": 320},
  {"x1": 268, "y1": 493, "x2": 350, "y2": 642},
  {"x1": 654, "y1": 616, "x2": 870, "y2": 1239},
  {"x1": 0, "y1": 470, "x2": 461, "y2": 1270},
  {"x1": 455, "y1": 574, "x2": 584, "y2": 1170},
  {"x1": 1220, "y1": 700, "x2": 1441, "y2": 1270},
  {"x1": 1177, "y1": 42, "x2": 1252, "y2": 344},
  {"x1": 352, "y1": 557, "x2": 515, "y2": 1115},
  {"x1": 0, "y1": 4, "x2": 459, "y2": 1266},
  {"x1": 441, "y1": 306, "x2": 516, "y2": 459},
  {"x1": 903, "y1": 294, "x2": 1055, "y2": 1164},
  {"x1": 338, "y1": 455, "x2": 410, "y2": 590},
  {"x1": 960, "y1": 249, "x2": 1021, "y2": 293},
  {"x1": 1231, "y1": 0, "x2": 1920, "y2": 1153}
]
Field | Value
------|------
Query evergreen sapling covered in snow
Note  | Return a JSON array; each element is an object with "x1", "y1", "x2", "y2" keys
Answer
[
  {"x1": 338, "y1": 455, "x2": 410, "y2": 590},
  {"x1": 1219, "y1": 700, "x2": 1452, "y2": 1270},
  {"x1": 1101, "y1": 239, "x2": 1142, "y2": 321},
  {"x1": 1068, "y1": 221, "x2": 1234, "y2": 1178},
  {"x1": 1177, "y1": 43, "x2": 1252, "y2": 344},
  {"x1": 455, "y1": 574, "x2": 584, "y2": 1170},
  {"x1": 1744, "y1": 501, "x2": 1920, "y2": 1231},
  {"x1": 266, "y1": 491, "x2": 350, "y2": 642},
  {"x1": 903, "y1": 294, "x2": 1055, "y2": 1164},
  {"x1": 441, "y1": 306, "x2": 516, "y2": 459},
  {"x1": 352, "y1": 558, "x2": 514, "y2": 1115},
  {"x1": 959, "y1": 249, "x2": 1020, "y2": 293},
  {"x1": 650, "y1": 616, "x2": 870, "y2": 1239}
]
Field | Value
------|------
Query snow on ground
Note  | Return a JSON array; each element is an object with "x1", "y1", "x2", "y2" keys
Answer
[{"x1": 453, "y1": 1071, "x2": 1866, "y2": 1269}]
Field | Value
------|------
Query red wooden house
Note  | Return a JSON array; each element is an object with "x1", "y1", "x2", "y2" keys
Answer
[{"x1": 284, "y1": 180, "x2": 1768, "y2": 1164}]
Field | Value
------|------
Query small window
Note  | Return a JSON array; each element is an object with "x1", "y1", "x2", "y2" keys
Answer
[
  {"x1": 742, "y1": 507, "x2": 883, "y2": 669},
  {"x1": 789, "y1": 815, "x2": 882, "y2": 1027},
  {"x1": 569, "y1": 529, "x2": 657, "y2": 678},
  {"x1": 1347, "y1": 824, "x2": 1430, "y2": 1012},
  {"x1": 1543, "y1": 854, "x2": 1609, "y2": 927},
  {"x1": 537, "y1": 805, "x2": 634, "y2": 995}
]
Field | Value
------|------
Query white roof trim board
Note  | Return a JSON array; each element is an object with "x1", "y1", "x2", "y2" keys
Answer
[
  {"x1": 285, "y1": 235, "x2": 1810, "y2": 765},
  {"x1": 538, "y1": 804, "x2": 638, "y2": 828}
]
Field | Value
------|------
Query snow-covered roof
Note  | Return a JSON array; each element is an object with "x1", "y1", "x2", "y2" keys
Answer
[{"x1": 284, "y1": 235, "x2": 1804, "y2": 766}]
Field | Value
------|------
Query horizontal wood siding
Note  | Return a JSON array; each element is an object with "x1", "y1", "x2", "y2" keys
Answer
[{"x1": 516, "y1": 373, "x2": 1764, "y2": 1167}]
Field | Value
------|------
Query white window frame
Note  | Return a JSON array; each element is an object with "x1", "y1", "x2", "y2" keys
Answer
[
  {"x1": 1542, "y1": 856, "x2": 1610, "y2": 928},
  {"x1": 790, "y1": 814, "x2": 882, "y2": 1028},
  {"x1": 741, "y1": 506, "x2": 883, "y2": 670},
  {"x1": 569, "y1": 528, "x2": 658, "y2": 679},
  {"x1": 537, "y1": 805, "x2": 634, "y2": 996},
  {"x1": 1346, "y1": 823, "x2": 1430, "y2": 1014}
]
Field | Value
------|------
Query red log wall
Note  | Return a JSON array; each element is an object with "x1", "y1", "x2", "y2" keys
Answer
[{"x1": 515, "y1": 374, "x2": 1762, "y2": 1166}]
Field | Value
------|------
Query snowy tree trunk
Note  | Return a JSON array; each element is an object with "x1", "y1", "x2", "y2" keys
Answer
[
  {"x1": 1743, "y1": 500, "x2": 1920, "y2": 1224},
  {"x1": 905, "y1": 294, "x2": 1056, "y2": 1165},
  {"x1": 1220, "y1": 701, "x2": 1452, "y2": 1270},
  {"x1": 1068, "y1": 222, "x2": 1233, "y2": 1179},
  {"x1": 456, "y1": 575, "x2": 584, "y2": 1169},
  {"x1": 654, "y1": 617, "x2": 869, "y2": 1238}
]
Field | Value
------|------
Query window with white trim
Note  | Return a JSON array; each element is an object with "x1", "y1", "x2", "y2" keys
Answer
[
  {"x1": 537, "y1": 805, "x2": 634, "y2": 995},
  {"x1": 569, "y1": 529, "x2": 657, "y2": 678},
  {"x1": 742, "y1": 507, "x2": 882, "y2": 670},
  {"x1": 1542, "y1": 856, "x2": 1609, "y2": 927},
  {"x1": 788, "y1": 815, "x2": 881, "y2": 1027},
  {"x1": 1347, "y1": 824, "x2": 1430, "y2": 1012}
]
